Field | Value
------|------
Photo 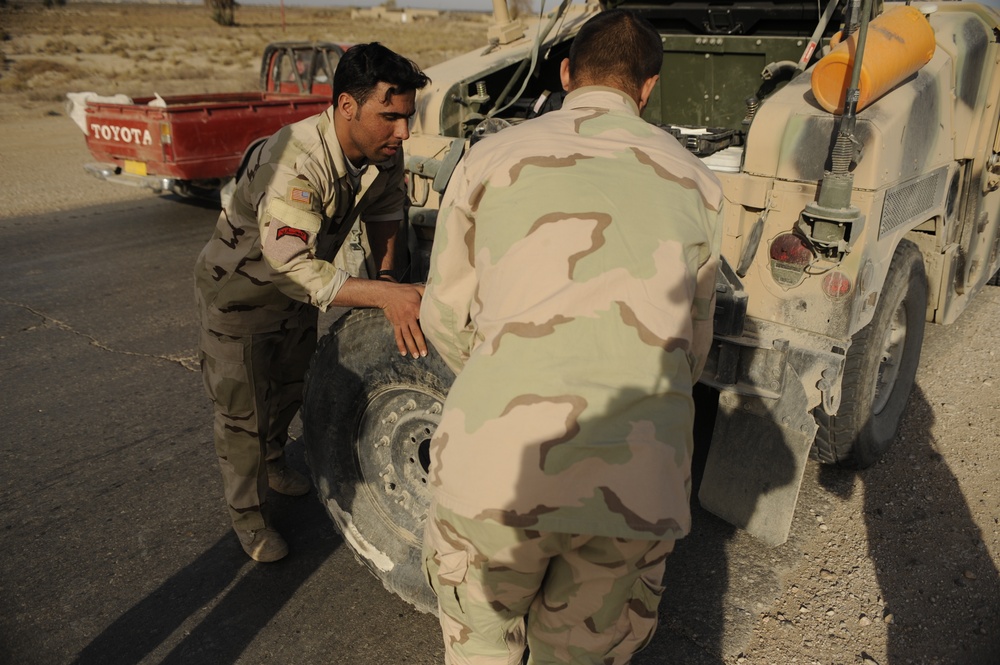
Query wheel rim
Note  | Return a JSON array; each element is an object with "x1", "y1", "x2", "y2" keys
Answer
[
  {"x1": 872, "y1": 299, "x2": 907, "y2": 416},
  {"x1": 354, "y1": 385, "x2": 443, "y2": 547}
]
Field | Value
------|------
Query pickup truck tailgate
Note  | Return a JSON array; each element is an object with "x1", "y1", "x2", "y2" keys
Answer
[{"x1": 84, "y1": 92, "x2": 329, "y2": 181}]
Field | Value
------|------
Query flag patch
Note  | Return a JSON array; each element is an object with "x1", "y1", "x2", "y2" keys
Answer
[{"x1": 289, "y1": 187, "x2": 312, "y2": 205}]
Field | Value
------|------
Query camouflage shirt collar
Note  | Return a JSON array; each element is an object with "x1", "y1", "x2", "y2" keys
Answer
[
  {"x1": 319, "y1": 106, "x2": 367, "y2": 182},
  {"x1": 564, "y1": 86, "x2": 640, "y2": 116}
]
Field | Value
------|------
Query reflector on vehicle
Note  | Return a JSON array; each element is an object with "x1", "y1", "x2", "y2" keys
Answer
[
  {"x1": 822, "y1": 271, "x2": 852, "y2": 298},
  {"x1": 769, "y1": 233, "x2": 814, "y2": 287}
]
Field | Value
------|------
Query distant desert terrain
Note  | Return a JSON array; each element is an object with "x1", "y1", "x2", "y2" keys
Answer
[
  {"x1": 1, "y1": 1, "x2": 487, "y2": 112},
  {"x1": 0, "y1": 1, "x2": 486, "y2": 217}
]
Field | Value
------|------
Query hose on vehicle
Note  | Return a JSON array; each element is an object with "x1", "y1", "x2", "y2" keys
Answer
[{"x1": 488, "y1": 0, "x2": 573, "y2": 118}]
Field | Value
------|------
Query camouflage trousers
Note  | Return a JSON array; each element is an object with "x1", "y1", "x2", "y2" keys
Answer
[
  {"x1": 198, "y1": 311, "x2": 317, "y2": 530},
  {"x1": 422, "y1": 502, "x2": 674, "y2": 665}
]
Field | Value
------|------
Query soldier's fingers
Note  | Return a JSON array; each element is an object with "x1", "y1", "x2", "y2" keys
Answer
[
  {"x1": 409, "y1": 322, "x2": 428, "y2": 358},
  {"x1": 393, "y1": 325, "x2": 408, "y2": 356},
  {"x1": 400, "y1": 324, "x2": 422, "y2": 359}
]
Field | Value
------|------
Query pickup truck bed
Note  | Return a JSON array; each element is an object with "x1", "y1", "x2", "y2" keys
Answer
[{"x1": 83, "y1": 91, "x2": 329, "y2": 187}]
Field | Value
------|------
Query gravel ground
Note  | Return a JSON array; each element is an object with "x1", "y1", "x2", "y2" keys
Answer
[
  {"x1": 1, "y1": 95, "x2": 998, "y2": 665},
  {"x1": 737, "y1": 309, "x2": 1000, "y2": 665}
]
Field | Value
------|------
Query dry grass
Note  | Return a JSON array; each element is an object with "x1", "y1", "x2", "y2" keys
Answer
[
  {"x1": 0, "y1": 57, "x2": 88, "y2": 95},
  {"x1": 0, "y1": 1, "x2": 488, "y2": 113}
]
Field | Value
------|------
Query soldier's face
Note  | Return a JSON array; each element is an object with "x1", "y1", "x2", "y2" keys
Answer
[{"x1": 343, "y1": 82, "x2": 415, "y2": 164}]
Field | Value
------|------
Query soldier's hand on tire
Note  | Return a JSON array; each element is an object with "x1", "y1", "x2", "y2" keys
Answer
[{"x1": 380, "y1": 283, "x2": 427, "y2": 358}]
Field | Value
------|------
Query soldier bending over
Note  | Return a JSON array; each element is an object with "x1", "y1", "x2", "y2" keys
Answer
[
  {"x1": 419, "y1": 10, "x2": 723, "y2": 663},
  {"x1": 194, "y1": 43, "x2": 429, "y2": 562}
]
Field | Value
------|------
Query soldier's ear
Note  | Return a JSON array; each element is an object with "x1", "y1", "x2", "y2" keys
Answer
[
  {"x1": 560, "y1": 58, "x2": 573, "y2": 92},
  {"x1": 336, "y1": 92, "x2": 357, "y2": 121},
  {"x1": 638, "y1": 74, "x2": 659, "y2": 114}
]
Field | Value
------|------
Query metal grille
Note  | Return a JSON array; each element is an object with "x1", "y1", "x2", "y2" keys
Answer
[{"x1": 880, "y1": 169, "x2": 944, "y2": 236}]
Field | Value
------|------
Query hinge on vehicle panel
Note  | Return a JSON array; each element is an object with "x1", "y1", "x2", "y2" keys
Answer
[{"x1": 705, "y1": 8, "x2": 743, "y2": 35}]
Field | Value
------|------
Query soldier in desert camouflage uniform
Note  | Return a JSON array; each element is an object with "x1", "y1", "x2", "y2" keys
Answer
[
  {"x1": 194, "y1": 43, "x2": 429, "y2": 563},
  {"x1": 419, "y1": 10, "x2": 724, "y2": 664}
]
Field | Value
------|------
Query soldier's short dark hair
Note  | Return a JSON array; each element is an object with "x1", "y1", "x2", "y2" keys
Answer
[
  {"x1": 333, "y1": 42, "x2": 430, "y2": 106},
  {"x1": 568, "y1": 9, "x2": 662, "y2": 99}
]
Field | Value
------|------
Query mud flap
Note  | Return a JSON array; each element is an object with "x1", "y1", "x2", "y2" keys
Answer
[{"x1": 698, "y1": 364, "x2": 817, "y2": 546}]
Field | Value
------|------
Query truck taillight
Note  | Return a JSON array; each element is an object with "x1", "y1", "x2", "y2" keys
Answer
[
  {"x1": 159, "y1": 122, "x2": 174, "y2": 163},
  {"x1": 769, "y1": 233, "x2": 814, "y2": 287},
  {"x1": 822, "y1": 271, "x2": 852, "y2": 298}
]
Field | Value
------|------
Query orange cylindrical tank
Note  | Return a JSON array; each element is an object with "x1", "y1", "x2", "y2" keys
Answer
[{"x1": 810, "y1": 5, "x2": 936, "y2": 114}]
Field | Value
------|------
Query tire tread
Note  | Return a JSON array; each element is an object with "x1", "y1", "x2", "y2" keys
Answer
[{"x1": 812, "y1": 240, "x2": 927, "y2": 469}]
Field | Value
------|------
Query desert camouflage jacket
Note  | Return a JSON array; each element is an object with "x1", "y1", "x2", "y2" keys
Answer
[
  {"x1": 421, "y1": 86, "x2": 724, "y2": 541},
  {"x1": 194, "y1": 106, "x2": 405, "y2": 335}
]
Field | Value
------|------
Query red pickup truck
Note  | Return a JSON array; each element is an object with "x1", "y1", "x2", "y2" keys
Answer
[{"x1": 72, "y1": 41, "x2": 344, "y2": 204}]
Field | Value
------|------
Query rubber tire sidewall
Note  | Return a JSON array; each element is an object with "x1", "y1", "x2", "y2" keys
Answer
[
  {"x1": 814, "y1": 240, "x2": 927, "y2": 469},
  {"x1": 302, "y1": 307, "x2": 454, "y2": 614}
]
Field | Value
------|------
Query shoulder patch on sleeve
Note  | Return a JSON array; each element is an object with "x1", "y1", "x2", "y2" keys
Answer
[
  {"x1": 262, "y1": 198, "x2": 323, "y2": 266},
  {"x1": 266, "y1": 197, "x2": 322, "y2": 234},
  {"x1": 285, "y1": 181, "x2": 320, "y2": 211}
]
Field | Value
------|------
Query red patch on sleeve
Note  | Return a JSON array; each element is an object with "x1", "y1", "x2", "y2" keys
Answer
[{"x1": 276, "y1": 226, "x2": 309, "y2": 243}]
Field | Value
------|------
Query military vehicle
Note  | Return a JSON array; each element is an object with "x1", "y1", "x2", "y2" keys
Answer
[{"x1": 301, "y1": 0, "x2": 1000, "y2": 612}]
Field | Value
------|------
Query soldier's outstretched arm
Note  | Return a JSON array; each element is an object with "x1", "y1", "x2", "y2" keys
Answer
[
  {"x1": 690, "y1": 256, "x2": 718, "y2": 382},
  {"x1": 419, "y1": 159, "x2": 478, "y2": 374},
  {"x1": 364, "y1": 218, "x2": 403, "y2": 278},
  {"x1": 332, "y1": 277, "x2": 427, "y2": 358},
  {"x1": 689, "y1": 204, "x2": 725, "y2": 381}
]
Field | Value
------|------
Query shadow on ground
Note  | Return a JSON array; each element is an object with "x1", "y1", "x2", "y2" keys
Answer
[
  {"x1": 73, "y1": 453, "x2": 340, "y2": 665},
  {"x1": 819, "y1": 385, "x2": 1000, "y2": 664},
  {"x1": 633, "y1": 383, "x2": 804, "y2": 663}
]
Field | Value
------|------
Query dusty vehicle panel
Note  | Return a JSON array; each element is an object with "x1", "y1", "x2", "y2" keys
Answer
[{"x1": 302, "y1": 0, "x2": 1000, "y2": 611}]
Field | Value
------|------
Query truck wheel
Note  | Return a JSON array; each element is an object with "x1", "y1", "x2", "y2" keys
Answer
[
  {"x1": 812, "y1": 240, "x2": 927, "y2": 469},
  {"x1": 302, "y1": 307, "x2": 454, "y2": 614},
  {"x1": 988, "y1": 269, "x2": 1000, "y2": 286}
]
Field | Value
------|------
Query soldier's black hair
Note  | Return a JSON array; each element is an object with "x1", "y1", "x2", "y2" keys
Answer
[
  {"x1": 332, "y1": 42, "x2": 430, "y2": 107},
  {"x1": 568, "y1": 9, "x2": 662, "y2": 99}
]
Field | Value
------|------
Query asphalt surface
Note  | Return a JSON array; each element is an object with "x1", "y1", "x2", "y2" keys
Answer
[
  {"x1": 0, "y1": 197, "x2": 432, "y2": 664},
  {"x1": 0, "y1": 193, "x2": 997, "y2": 664}
]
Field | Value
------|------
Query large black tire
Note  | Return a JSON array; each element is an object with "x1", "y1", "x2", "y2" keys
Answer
[
  {"x1": 812, "y1": 240, "x2": 927, "y2": 469},
  {"x1": 302, "y1": 308, "x2": 454, "y2": 613},
  {"x1": 988, "y1": 269, "x2": 1000, "y2": 286}
]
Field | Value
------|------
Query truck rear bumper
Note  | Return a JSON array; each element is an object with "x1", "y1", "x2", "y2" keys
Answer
[
  {"x1": 701, "y1": 319, "x2": 847, "y2": 415},
  {"x1": 84, "y1": 162, "x2": 176, "y2": 193}
]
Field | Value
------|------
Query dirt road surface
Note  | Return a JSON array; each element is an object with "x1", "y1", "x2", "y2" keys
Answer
[{"x1": 1, "y1": 3, "x2": 999, "y2": 661}]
